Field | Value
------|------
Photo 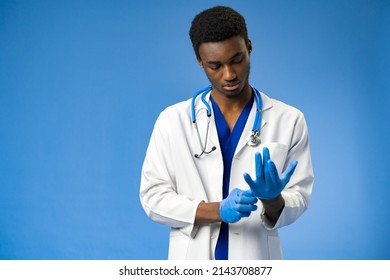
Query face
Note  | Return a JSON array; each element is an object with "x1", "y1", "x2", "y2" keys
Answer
[{"x1": 197, "y1": 35, "x2": 252, "y2": 99}]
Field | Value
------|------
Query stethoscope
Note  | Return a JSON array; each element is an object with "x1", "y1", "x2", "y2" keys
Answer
[{"x1": 191, "y1": 85, "x2": 263, "y2": 158}]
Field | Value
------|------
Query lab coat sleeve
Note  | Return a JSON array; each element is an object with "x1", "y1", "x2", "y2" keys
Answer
[
  {"x1": 140, "y1": 110, "x2": 202, "y2": 238},
  {"x1": 262, "y1": 111, "x2": 314, "y2": 229}
]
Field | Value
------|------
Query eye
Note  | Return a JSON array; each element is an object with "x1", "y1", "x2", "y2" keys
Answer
[
  {"x1": 209, "y1": 64, "x2": 221, "y2": 70},
  {"x1": 231, "y1": 56, "x2": 244, "y2": 64}
]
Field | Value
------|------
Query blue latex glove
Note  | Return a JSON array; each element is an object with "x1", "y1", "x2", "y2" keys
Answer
[
  {"x1": 220, "y1": 188, "x2": 258, "y2": 223},
  {"x1": 243, "y1": 147, "x2": 298, "y2": 200}
]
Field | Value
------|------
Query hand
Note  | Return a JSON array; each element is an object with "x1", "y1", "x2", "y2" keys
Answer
[
  {"x1": 219, "y1": 188, "x2": 258, "y2": 223},
  {"x1": 243, "y1": 147, "x2": 298, "y2": 200}
]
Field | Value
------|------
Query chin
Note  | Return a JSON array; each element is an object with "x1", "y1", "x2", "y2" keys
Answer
[{"x1": 224, "y1": 90, "x2": 243, "y2": 98}]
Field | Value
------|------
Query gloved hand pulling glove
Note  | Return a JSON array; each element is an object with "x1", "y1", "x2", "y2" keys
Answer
[
  {"x1": 243, "y1": 147, "x2": 298, "y2": 200},
  {"x1": 219, "y1": 188, "x2": 258, "y2": 223}
]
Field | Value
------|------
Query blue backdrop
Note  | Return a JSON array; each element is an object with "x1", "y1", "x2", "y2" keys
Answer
[{"x1": 1, "y1": 0, "x2": 389, "y2": 260}]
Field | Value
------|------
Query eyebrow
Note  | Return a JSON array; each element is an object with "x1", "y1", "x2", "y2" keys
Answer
[{"x1": 205, "y1": 52, "x2": 244, "y2": 65}]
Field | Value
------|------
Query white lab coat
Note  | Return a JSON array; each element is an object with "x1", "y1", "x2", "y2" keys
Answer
[{"x1": 140, "y1": 90, "x2": 314, "y2": 259}]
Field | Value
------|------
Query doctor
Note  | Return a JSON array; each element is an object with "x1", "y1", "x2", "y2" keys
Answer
[{"x1": 140, "y1": 6, "x2": 314, "y2": 260}]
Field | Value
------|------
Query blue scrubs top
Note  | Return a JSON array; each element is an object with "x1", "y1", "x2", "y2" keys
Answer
[{"x1": 211, "y1": 94, "x2": 254, "y2": 260}]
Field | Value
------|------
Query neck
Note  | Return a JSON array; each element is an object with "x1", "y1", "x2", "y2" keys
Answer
[{"x1": 211, "y1": 84, "x2": 253, "y2": 132}]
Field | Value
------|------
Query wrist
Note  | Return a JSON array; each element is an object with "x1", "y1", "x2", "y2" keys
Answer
[
  {"x1": 261, "y1": 195, "x2": 285, "y2": 224},
  {"x1": 260, "y1": 194, "x2": 284, "y2": 206},
  {"x1": 195, "y1": 201, "x2": 221, "y2": 225}
]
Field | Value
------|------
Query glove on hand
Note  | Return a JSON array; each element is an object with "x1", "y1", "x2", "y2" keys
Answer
[
  {"x1": 243, "y1": 147, "x2": 298, "y2": 200},
  {"x1": 220, "y1": 188, "x2": 258, "y2": 223}
]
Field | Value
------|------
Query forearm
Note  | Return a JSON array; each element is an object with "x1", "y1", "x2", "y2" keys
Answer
[
  {"x1": 261, "y1": 194, "x2": 285, "y2": 226},
  {"x1": 194, "y1": 201, "x2": 222, "y2": 225}
]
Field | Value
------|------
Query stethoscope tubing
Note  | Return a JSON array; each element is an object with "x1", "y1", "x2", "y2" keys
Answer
[
  {"x1": 191, "y1": 85, "x2": 263, "y2": 157},
  {"x1": 191, "y1": 85, "x2": 212, "y2": 122},
  {"x1": 191, "y1": 85, "x2": 262, "y2": 133},
  {"x1": 252, "y1": 87, "x2": 262, "y2": 133}
]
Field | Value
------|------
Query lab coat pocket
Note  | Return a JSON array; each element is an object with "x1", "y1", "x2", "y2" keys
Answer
[{"x1": 261, "y1": 142, "x2": 288, "y2": 172}]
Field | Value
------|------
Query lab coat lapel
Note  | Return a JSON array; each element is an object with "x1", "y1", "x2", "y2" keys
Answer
[{"x1": 234, "y1": 92, "x2": 272, "y2": 156}]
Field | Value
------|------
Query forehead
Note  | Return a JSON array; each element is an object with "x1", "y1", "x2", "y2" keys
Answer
[{"x1": 198, "y1": 36, "x2": 248, "y2": 61}]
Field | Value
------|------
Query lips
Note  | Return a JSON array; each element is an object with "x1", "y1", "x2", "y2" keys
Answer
[{"x1": 223, "y1": 82, "x2": 240, "y2": 91}]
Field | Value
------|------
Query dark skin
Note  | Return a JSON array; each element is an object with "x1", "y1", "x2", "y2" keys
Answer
[{"x1": 194, "y1": 36, "x2": 285, "y2": 226}]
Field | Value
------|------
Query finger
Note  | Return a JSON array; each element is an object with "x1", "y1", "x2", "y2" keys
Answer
[
  {"x1": 281, "y1": 160, "x2": 298, "y2": 185},
  {"x1": 263, "y1": 156, "x2": 274, "y2": 186},
  {"x1": 242, "y1": 189, "x2": 256, "y2": 197},
  {"x1": 262, "y1": 148, "x2": 271, "y2": 182},
  {"x1": 263, "y1": 147, "x2": 270, "y2": 163},
  {"x1": 267, "y1": 160, "x2": 281, "y2": 186},
  {"x1": 255, "y1": 152, "x2": 263, "y2": 179},
  {"x1": 237, "y1": 204, "x2": 258, "y2": 213},
  {"x1": 243, "y1": 173, "x2": 256, "y2": 188},
  {"x1": 236, "y1": 194, "x2": 258, "y2": 205},
  {"x1": 239, "y1": 211, "x2": 251, "y2": 218},
  {"x1": 229, "y1": 214, "x2": 241, "y2": 223},
  {"x1": 229, "y1": 188, "x2": 241, "y2": 197}
]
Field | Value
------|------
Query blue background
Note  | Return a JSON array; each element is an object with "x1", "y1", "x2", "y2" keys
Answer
[{"x1": 1, "y1": 0, "x2": 389, "y2": 260}]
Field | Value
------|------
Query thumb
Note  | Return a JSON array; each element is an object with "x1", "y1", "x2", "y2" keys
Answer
[
  {"x1": 281, "y1": 160, "x2": 298, "y2": 185},
  {"x1": 243, "y1": 172, "x2": 255, "y2": 187}
]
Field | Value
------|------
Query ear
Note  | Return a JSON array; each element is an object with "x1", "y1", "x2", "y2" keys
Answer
[
  {"x1": 197, "y1": 56, "x2": 203, "y2": 67},
  {"x1": 247, "y1": 39, "x2": 253, "y2": 55}
]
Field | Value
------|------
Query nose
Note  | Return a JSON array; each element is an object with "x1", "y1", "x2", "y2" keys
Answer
[{"x1": 222, "y1": 65, "x2": 237, "y2": 81}]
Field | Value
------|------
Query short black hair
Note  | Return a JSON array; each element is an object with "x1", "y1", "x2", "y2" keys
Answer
[{"x1": 189, "y1": 6, "x2": 249, "y2": 59}]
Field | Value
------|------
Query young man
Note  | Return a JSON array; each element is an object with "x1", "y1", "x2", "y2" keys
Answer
[{"x1": 140, "y1": 6, "x2": 314, "y2": 260}]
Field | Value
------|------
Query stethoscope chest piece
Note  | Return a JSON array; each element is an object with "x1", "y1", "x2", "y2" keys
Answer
[{"x1": 248, "y1": 131, "x2": 261, "y2": 147}]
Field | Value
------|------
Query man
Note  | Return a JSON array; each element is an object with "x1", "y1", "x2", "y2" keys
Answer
[{"x1": 140, "y1": 6, "x2": 314, "y2": 260}]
